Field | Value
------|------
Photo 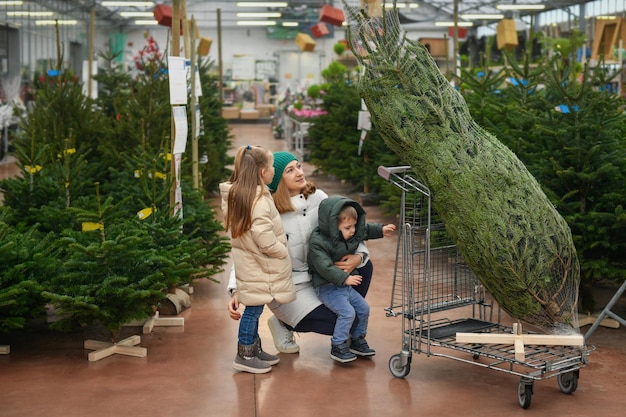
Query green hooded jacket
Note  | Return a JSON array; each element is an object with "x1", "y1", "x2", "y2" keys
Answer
[{"x1": 308, "y1": 195, "x2": 384, "y2": 288}]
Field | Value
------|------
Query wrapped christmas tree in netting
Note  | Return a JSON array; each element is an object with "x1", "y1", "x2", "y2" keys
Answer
[{"x1": 343, "y1": 1, "x2": 580, "y2": 333}]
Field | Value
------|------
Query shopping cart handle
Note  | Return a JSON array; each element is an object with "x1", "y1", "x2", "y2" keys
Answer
[{"x1": 378, "y1": 165, "x2": 411, "y2": 180}]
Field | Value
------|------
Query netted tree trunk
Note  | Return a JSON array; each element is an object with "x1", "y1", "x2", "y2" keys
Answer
[{"x1": 343, "y1": 3, "x2": 580, "y2": 332}]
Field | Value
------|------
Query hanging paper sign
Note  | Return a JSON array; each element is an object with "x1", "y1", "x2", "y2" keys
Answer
[
  {"x1": 357, "y1": 111, "x2": 371, "y2": 131},
  {"x1": 167, "y1": 56, "x2": 188, "y2": 105},
  {"x1": 195, "y1": 103, "x2": 201, "y2": 138},
  {"x1": 172, "y1": 106, "x2": 188, "y2": 154}
]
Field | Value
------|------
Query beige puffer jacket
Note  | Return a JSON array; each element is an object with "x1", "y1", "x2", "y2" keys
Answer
[{"x1": 219, "y1": 182, "x2": 295, "y2": 306}]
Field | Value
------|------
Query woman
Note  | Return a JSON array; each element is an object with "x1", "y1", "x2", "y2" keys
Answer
[{"x1": 228, "y1": 151, "x2": 374, "y2": 353}]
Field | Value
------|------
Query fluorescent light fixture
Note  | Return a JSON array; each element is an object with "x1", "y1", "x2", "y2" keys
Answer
[
  {"x1": 0, "y1": 1, "x2": 23, "y2": 5},
  {"x1": 236, "y1": 2, "x2": 288, "y2": 7},
  {"x1": 384, "y1": 3, "x2": 406, "y2": 8},
  {"x1": 101, "y1": 1, "x2": 154, "y2": 6},
  {"x1": 237, "y1": 20, "x2": 277, "y2": 26},
  {"x1": 409, "y1": 3, "x2": 418, "y2": 8},
  {"x1": 461, "y1": 14, "x2": 504, "y2": 19},
  {"x1": 120, "y1": 12, "x2": 154, "y2": 17},
  {"x1": 595, "y1": 16, "x2": 617, "y2": 20},
  {"x1": 35, "y1": 20, "x2": 78, "y2": 25},
  {"x1": 8, "y1": 11, "x2": 54, "y2": 17},
  {"x1": 134, "y1": 20, "x2": 158, "y2": 25},
  {"x1": 434, "y1": 21, "x2": 473, "y2": 27},
  {"x1": 496, "y1": 4, "x2": 546, "y2": 10},
  {"x1": 237, "y1": 12, "x2": 281, "y2": 17},
  {"x1": 281, "y1": 22, "x2": 298, "y2": 27}
]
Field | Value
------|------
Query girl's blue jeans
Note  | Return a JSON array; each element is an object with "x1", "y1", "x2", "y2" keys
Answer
[{"x1": 238, "y1": 304, "x2": 264, "y2": 345}]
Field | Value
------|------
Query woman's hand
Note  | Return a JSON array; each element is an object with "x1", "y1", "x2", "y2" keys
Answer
[
  {"x1": 334, "y1": 253, "x2": 362, "y2": 273},
  {"x1": 228, "y1": 293, "x2": 242, "y2": 320}
]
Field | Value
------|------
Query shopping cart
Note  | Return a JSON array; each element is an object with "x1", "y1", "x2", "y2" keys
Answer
[{"x1": 378, "y1": 165, "x2": 594, "y2": 409}]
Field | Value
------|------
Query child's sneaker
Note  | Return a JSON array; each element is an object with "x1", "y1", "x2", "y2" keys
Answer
[
  {"x1": 330, "y1": 341, "x2": 357, "y2": 363},
  {"x1": 350, "y1": 336, "x2": 376, "y2": 357}
]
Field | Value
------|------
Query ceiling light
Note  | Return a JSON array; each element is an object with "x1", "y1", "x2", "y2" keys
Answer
[
  {"x1": 237, "y1": 21, "x2": 277, "y2": 26},
  {"x1": 236, "y1": 2, "x2": 288, "y2": 7},
  {"x1": 101, "y1": 1, "x2": 154, "y2": 6},
  {"x1": 384, "y1": 3, "x2": 406, "y2": 8},
  {"x1": 0, "y1": 1, "x2": 23, "y2": 5},
  {"x1": 35, "y1": 20, "x2": 78, "y2": 25},
  {"x1": 134, "y1": 20, "x2": 158, "y2": 25},
  {"x1": 8, "y1": 11, "x2": 54, "y2": 17},
  {"x1": 282, "y1": 22, "x2": 298, "y2": 27},
  {"x1": 461, "y1": 14, "x2": 504, "y2": 20},
  {"x1": 237, "y1": 12, "x2": 281, "y2": 17},
  {"x1": 496, "y1": 4, "x2": 546, "y2": 11},
  {"x1": 120, "y1": 12, "x2": 154, "y2": 17},
  {"x1": 434, "y1": 21, "x2": 473, "y2": 27}
]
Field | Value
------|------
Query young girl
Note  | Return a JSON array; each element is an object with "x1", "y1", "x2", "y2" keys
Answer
[{"x1": 219, "y1": 145, "x2": 295, "y2": 374}]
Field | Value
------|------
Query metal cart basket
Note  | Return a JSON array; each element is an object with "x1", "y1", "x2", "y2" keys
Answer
[{"x1": 378, "y1": 165, "x2": 594, "y2": 409}]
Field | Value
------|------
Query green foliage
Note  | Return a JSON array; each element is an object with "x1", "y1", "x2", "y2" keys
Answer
[
  {"x1": 0, "y1": 214, "x2": 57, "y2": 333},
  {"x1": 460, "y1": 53, "x2": 626, "y2": 296},
  {"x1": 0, "y1": 37, "x2": 231, "y2": 338},
  {"x1": 307, "y1": 61, "x2": 401, "y2": 196},
  {"x1": 334, "y1": 42, "x2": 347, "y2": 56}
]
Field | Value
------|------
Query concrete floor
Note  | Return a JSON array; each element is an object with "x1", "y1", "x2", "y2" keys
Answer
[{"x1": 1, "y1": 123, "x2": 624, "y2": 417}]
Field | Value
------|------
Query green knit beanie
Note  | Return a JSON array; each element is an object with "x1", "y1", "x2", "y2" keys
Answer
[{"x1": 269, "y1": 151, "x2": 298, "y2": 192}]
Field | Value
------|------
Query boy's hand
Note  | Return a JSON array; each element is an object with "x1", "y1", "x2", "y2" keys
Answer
[
  {"x1": 383, "y1": 224, "x2": 397, "y2": 237},
  {"x1": 345, "y1": 275, "x2": 363, "y2": 286}
]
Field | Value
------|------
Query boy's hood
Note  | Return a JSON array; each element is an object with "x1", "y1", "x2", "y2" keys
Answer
[{"x1": 317, "y1": 195, "x2": 366, "y2": 241}]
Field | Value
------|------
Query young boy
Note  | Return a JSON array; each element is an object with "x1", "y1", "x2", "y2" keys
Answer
[{"x1": 308, "y1": 195, "x2": 396, "y2": 363}]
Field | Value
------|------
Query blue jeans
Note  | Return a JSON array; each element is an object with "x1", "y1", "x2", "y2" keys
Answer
[
  {"x1": 238, "y1": 304, "x2": 264, "y2": 345},
  {"x1": 316, "y1": 284, "x2": 369, "y2": 345}
]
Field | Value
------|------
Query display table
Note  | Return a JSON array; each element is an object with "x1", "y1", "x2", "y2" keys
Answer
[{"x1": 283, "y1": 116, "x2": 311, "y2": 158}]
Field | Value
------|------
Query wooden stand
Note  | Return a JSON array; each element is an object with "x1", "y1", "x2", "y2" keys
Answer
[
  {"x1": 84, "y1": 335, "x2": 147, "y2": 362},
  {"x1": 124, "y1": 311, "x2": 185, "y2": 334},
  {"x1": 578, "y1": 313, "x2": 620, "y2": 329},
  {"x1": 0, "y1": 345, "x2": 9, "y2": 354},
  {"x1": 456, "y1": 323, "x2": 584, "y2": 362}
]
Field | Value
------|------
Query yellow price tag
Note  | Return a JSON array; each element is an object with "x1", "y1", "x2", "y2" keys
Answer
[
  {"x1": 25, "y1": 165, "x2": 43, "y2": 174},
  {"x1": 82, "y1": 222, "x2": 103, "y2": 232},
  {"x1": 137, "y1": 207, "x2": 155, "y2": 220}
]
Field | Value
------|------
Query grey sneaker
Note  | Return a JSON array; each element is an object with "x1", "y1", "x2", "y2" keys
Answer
[
  {"x1": 330, "y1": 341, "x2": 357, "y2": 363},
  {"x1": 232, "y1": 343, "x2": 272, "y2": 374},
  {"x1": 253, "y1": 338, "x2": 280, "y2": 365},
  {"x1": 268, "y1": 315, "x2": 300, "y2": 353},
  {"x1": 350, "y1": 336, "x2": 376, "y2": 357}
]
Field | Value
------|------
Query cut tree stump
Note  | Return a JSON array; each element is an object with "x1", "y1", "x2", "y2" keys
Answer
[
  {"x1": 158, "y1": 288, "x2": 192, "y2": 315},
  {"x1": 84, "y1": 335, "x2": 147, "y2": 362}
]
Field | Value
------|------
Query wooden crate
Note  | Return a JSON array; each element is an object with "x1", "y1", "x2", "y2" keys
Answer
[
  {"x1": 592, "y1": 18, "x2": 626, "y2": 61},
  {"x1": 418, "y1": 38, "x2": 447, "y2": 57},
  {"x1": 296, "y1": 33, "x2": 316, "y2": 52},
  {"x1": 496, "y1": 19, "x2": 518, "y2": 50}
]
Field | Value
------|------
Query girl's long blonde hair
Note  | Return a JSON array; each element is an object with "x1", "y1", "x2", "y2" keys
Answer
[{"x1": 225, "y1": 145, "x2": 272, "y2": 238}]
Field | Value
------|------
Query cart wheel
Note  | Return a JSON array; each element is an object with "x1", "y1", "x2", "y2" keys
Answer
[
  {"x1": 517, "y1": 380, "x2": 533, "y2": 409},
  {"x1": 557, "y1": 370, "x2": 579, "y2": 394},
  {"x1": 389, "y1": 354, "x2": 410, "y2": 378}
]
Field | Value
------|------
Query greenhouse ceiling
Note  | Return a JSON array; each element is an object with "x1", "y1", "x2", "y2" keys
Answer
[{"x1": 7, "y1": 0, "x2": 601, "y2": 30}]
